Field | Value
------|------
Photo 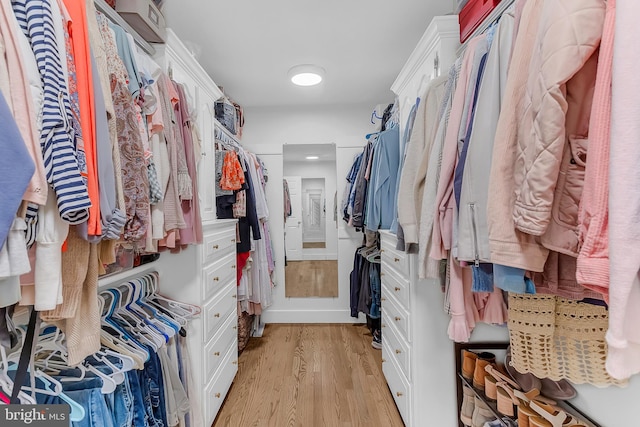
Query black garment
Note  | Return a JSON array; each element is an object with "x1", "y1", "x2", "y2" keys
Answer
[
  {"x1": 350, "y1": 247, "x2": 365, "y2": 318},
  {"x1": 351, "y1": 140, "x2": 373, "y2": 229}
]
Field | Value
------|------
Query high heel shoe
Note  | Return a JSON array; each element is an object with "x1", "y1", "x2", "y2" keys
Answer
[
  {"x1": 495, "y1": 382, "x2": 519, "y2": 417},
  {"x1": 484, "y1": 364, "x2": 520, "y2": 401}
]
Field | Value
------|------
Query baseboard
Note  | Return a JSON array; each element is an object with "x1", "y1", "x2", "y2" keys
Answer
[{"x1": 261, "y1": 309, "x2": 365, "y2": 324}]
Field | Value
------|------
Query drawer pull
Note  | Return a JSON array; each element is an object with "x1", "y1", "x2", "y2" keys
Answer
[
  {"x1": 214, "y1": 313, "x2": 220, "y2": 318},
  {"x1": 232, "y1": 294, "x2": 237, "y2": 299},
  {"x1": 233, "y1": 326, "x2": 237, "y2": 330},
  {"x1": 395, "y1": 349, "x2": 401, "y2": 354},
  {"x1": 212, "y1": 244, "x2": 219, "y2": 250},
  {"x1": 231, "y1": 239, "x2": 236, "y2": 243},
  {"x1": 382, "y1": 324, "x2": 386, "y2": 328},
  {"x1": 232, "y1": 360, "x2": 238, "y2": 365},
  {"x1": 231, "y1": 265, "x2": 236, "y2": 269},
  {"x1": 213, "y1": 351, "x2": 220, "y2": 356},
  {"x1": 213, "y1": 277, "x2": 220, "y2": 282},
  {"x1": 396, "y1": 392, "x2": 403, "y2": 397},
  {"x1": 381, "y1": 297, "x2": 387, "y2": 302},
  {"x1": 381, "y1": 272, "x2": 385, "y2": 277},
  {"x1": 394, "y1": 257, "x2": 400, "y2": 262},
  {"x1": 215, "y1": 393, "x2": 221, "y2": 398},
  {"x1": 394, "y1": 317, "x2": 401, "y2": 322},
  {"x1": 381, "y1": 249, "x2": 385, "y2": 253},
  {"x1": 394, "y1": 287, "x2": 401, "y2": 292},
  {"x1": 382, "y1": 358, "x2": 387, "y2": 363}
]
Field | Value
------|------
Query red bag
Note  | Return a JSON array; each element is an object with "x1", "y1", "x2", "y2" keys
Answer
[{"x1": 459, "y1": 0, "x2": 501, "y2": 43}]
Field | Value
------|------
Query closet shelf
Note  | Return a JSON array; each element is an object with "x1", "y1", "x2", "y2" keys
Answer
[
  {"x1": 94, "y1": 0, "x2": 156, "y2": 55},
  {"x1": 458, "y1": 374, "x2": 516, "y2": 427}
]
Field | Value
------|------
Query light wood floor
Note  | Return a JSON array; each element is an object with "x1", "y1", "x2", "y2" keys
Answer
[
  {"x1": 303, "y1": 242, "x2": 326, "y2": 249},
  {"x1": 285, "y1": 260, "x2": 338, "y2": 298},
  {"x1": 213, "y1": 324, "x2": 404, "y2": 427}
]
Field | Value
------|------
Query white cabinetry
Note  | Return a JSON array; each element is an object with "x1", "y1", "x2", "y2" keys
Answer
[
  {"x1": 153, "y1": 29, "x2": 237, "y2": 427},
  {"x1": 160, "y1": 220, "x2": 238, "y2": 427},
  {"x1": 381, "y1": 15, "x2": 461, "y2": 427}
]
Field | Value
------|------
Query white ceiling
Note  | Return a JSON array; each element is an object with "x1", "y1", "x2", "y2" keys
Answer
[
  {"x1": 283, "y1": 143, "x2": 336, "y2": 162},
  {"x1": 164, "y1": 1, "x2": 457, "y2": 107}
]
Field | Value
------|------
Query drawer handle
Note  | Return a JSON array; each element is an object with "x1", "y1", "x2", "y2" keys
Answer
[
  {"x1": 396, "y1": 392, "x2": 403, "y2": 397},
  {"x1": 231, "y1": 239, "x2": 236, "y2": 243},
  {"x1": 382, "y1": 358, "x2": 386, "y2": 363},
  {"x1": 232, "y1": 361, "x2": 238, "y2": 365},
  {"x1": 382, "y1": 324, "x2": 386, "y2": 328},
  {"x1": 213, "y1": 351, "x2": 220, "y2": 356},
  {"x1": 394, "y1": 287, "x2": 401, "y2": 292},
  {"x1": 231, "y1": 265, "x2": 236, "y2": 269},
  {"x1": 233, "y1": 326, "x2": 237, "y2": 330},
  {"x1": 381, "y1": 272, "x2": 385, "y2": 277},
  {"x1": 395, "y1": 349, "x2": 401, "y2": 354},
  {"x1": 212, "y1": 244, "x2": 219, "y2": 250},
  {"x1": 215, "y1": 393, "x2": 221, "y2": 398},
  {"x1": 381, "y1": 297, "x2": 387, "y2": 302},
  {"x1": 394, "y1": 317, "x2": 401, "y2": 322},
  {"x1": 394, "y1": 257, "x2": 400, "y2": 262},
  {"x1": 214, "y1": 313, "x2": 220, "y2": 318},
  {"x1": 381, "y1": 249, "x2": 385, "y2": 253},
  {"x1": 213, "y1": 277, "x2": 220, "y2": 282},
  {"x1": 232, "y1": 294, "x2": 237, "y2": 299}
]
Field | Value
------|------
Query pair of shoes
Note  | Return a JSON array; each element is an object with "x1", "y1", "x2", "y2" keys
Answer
[
  {"x1": 471, "y1": 395, "x2": 496, "y2": 427},
  {"x1": 473, "y1": 352, "x2": 496, "y2": 391},
  {"x1": 505, "y1": 349, "x2": 576, "y2": 400},
  {"x1": 371, "y1": 329, "x2": 382, "y2": 350},
  {"x1": 527, "y1": 401, "x2": 587, "y2": 427},
  {"x1": 461, "y1": 350, "x2": 496, "y2": 391},
  {"x1": 460, "y1": 384, "x2": 475, "y2": 426}
]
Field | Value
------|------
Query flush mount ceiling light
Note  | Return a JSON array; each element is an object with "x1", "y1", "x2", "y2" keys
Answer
[
  {"x1": 288, "y1": 64, "x2": 325, "y2": 87},
  {"x1": 305, "y1": 156, "x2": 319, "y2": 160}
]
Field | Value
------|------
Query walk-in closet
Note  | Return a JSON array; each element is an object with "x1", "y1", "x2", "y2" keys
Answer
[{"x1": 0, "y1": 0, "x2": 638, "y2": 426}]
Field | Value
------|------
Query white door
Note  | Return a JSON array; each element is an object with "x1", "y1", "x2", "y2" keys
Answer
[{"x1": 284, "y1": 176, "x2": 303, "y2": 261}]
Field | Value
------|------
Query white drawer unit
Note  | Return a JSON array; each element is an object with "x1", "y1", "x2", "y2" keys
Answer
[
  {"x1": 381, "y1": 265, "x2": 410, "y2": 315},
  {"x1": 158, "y1": 219, "x2": 238, "y2": 427},
  {"x1": 204, "y1": 344, "x2": 238, "y2": 426},
  {"x1": 382, "y1": 345, "x2": 412, "y2": 425},
  {"x1": 202, "y1": 251, "x2": 236, "y2": 302},
  {"x1": 382, "y1": 292, "x2": 411, "y2": 344},
  {"x1": 203, "y1": 281, "x2": 238, "y2": 342}
]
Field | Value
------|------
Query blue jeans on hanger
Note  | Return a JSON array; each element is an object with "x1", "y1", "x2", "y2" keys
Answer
[{"x1": 65, "y1": 388, "x2": 114, "y2": 427}]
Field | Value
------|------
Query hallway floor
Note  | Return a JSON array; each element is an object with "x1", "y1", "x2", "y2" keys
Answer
[
  {"x1": 285, "y1": 260, "x2": 339, "y2": 298},
  {"x1": 213, "y1": 324, "x2": 404, "y2": 427}
]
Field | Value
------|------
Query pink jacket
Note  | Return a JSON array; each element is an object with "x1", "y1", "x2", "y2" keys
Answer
[
  {"x1": 430, "y1": 36, "x2": 481, "y2": 262},
  {"x1": 512, "y1": 0, "x2": 604, "y2": 261},
  {"x1": 606, "y1": 0, "x2": 640, "y2": 381},
  {"x1": 577, "y1": 0, "x2": 615, "y2": 301}
]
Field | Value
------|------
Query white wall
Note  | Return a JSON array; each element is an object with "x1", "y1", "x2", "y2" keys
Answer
[
  {"x1": 241, "y1": 104, "x2": 376, "y2": 323},
  {"x1": 285, "y1": 162, "x2": 336, "y2": 258}
]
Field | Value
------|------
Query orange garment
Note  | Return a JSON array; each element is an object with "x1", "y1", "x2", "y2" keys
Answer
[
  {"x1": 220, "y1": 151, "x2": 245, "y2": 191},
  {"x1": 63, "y1": 0, "x2": 100, "y2": 236}
]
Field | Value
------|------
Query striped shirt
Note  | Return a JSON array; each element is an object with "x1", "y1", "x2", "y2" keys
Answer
[{"x1": 12, "y1": 0, "x2": 90, "y2": 225}]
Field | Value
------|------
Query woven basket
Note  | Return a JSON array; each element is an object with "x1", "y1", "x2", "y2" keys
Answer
[{"x1": 508, "y1": 293, "x2": 626, "y2": 387}]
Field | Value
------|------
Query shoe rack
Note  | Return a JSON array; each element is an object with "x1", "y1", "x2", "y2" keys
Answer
[
  {"x1": 454, "y1": 342, "x2": 603, "y2": 427},
  {"x1": 455, "y1": 342, "x2": 511, "y2": 427}
]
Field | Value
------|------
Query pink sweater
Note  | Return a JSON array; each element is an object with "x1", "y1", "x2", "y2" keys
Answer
[
  {"x1": 607, "y1": 0, "x2": 640, "y2": 381},
  {"x1": 576, "y1": 0, "x2": 615, "y2": 300}
]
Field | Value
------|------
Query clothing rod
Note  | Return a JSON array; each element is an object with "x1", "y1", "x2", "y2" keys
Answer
[
  {"x1": 456, "y1": 0, "x2": 516, "y2": 56},
  {"x1": 94, "y1": 0, "x2": 156, "y2": 56}
]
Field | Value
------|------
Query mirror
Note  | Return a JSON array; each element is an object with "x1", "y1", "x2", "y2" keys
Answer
[{"x1": 283, "y1": 144, "x2": 338, "y2": 298}]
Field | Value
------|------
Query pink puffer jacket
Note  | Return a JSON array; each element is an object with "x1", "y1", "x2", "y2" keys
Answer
[{"x1": 511, "y1": 0, "x2": 605, "y2": 259}]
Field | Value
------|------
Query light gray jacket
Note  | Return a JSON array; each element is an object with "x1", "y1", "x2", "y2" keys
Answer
[{"x1": 457, "y1": 11, "x2": 514, "y2": 264}]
